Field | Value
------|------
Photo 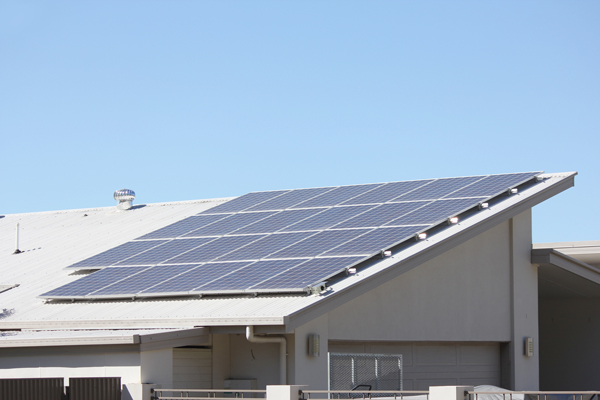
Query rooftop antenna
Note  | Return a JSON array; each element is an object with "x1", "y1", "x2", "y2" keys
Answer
[{"x1": 13, "y1": 223, "x2": 22, "y2": 254}]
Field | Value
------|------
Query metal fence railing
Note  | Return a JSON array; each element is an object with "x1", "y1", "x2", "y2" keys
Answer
[
  {"x1": 301, "y1": 389, "x2": 429, "y2": 400},
  {"x1": 151, "y1": 388, "x2": 267, "y2": 400},
  {"x1": 468, "y1": 391, "x2": 600, "y2": 400}
]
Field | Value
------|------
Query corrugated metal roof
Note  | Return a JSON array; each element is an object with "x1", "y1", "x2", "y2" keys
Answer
[{"x1": 0, "y1": 173, "x2": 575, "y2": 331}]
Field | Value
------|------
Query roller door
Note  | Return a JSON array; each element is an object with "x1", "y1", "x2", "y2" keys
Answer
[{"x1": 329, "y1": 341, "x2": 501, "y2": 390}]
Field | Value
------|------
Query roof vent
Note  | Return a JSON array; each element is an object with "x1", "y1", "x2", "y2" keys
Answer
[{"x1": 114, "y1": 189, "x2": 135, "y2": 210}]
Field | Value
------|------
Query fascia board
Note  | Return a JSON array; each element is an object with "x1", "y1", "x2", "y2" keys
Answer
[
  {"x1": 0, "y1": 334, "x2": 140, "y2": 348},
  {"x1": 284, "y1": 172, "x2": 576, "y2": 332},
  {"x1": 138, "y1": 327, "x2": 210, "y2": 351},
  {"x1": 0, "y1": 316, "x2": 286, "y2": 331},
  {"x1": 532, "y1": 248, "x2": 600, "y2": 286}
]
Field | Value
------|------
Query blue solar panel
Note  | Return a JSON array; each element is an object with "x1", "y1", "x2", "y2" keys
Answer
[
  {"x1": 341, "y1": 179, "x2": 433, "y2": 205},
  {"x1": 183, "y1": 212, "x2": 276, "y2": 237},
  {"x1": 251, "y1": 257, "x2": 364, "y2": 290},
  {"x1": 280, "y1": 205, "x2": 375, "y2": 232},
  {"x1": 45, "y1": 172, "x2": 539, "y2": 299},
  {"x1": 387, "y1": 198, "x2": 485, "y2": 226},
  {"x1": 136, "y1": 214, "x2": 232, "y2": 240},
  {"x1": 199, "y1": 190, "x2": 290, "y2": 214},
  {"x1": 444, "y1": 172, "x2": 539, "y2": 199},
  {"x1": 199, "y1": 259, "x2": 306, "y2": 292},
  {"x1": 91, "y1": 265, "x2": 196, "y2": 296},
  {"x1": 323, "y1": 226, "x2": 426, "y2": 256},
  {"x1": 41, "y1": 267, "x2": 149, "y2": 297},
  {"x1": 218, "y1": 232, "x2": 314, "y2": 261},
  {"x1": 266, "y1": 229, "x2": 371, "y2": 259},
  {"x1": 234, "y1": 208, "x2": 325, "y2": 234},
  {"x1": 115, "y1": 238, "x2": 215, "y2": 266},
  {"x1": 141, "y1": 262, "x2": 252, "y2": 293},
  {"x1": 245, "y1": 187, "x2": 335, "y2": 211},
  {"x1": 392, "y1": 176, "x2": 484, "y2": 201},
  {"x1": 65, "y1": 241, "x2": 168, "y2": 270},
  {"x1": 291, "y1": 184, "x2": 383, "y2": 208},
  {"x1": 334, "y1": 202, "x2": 429, "y2": 229},
  {"x1": 166, "y1": 235, "x2": 266, "y2": 264}
]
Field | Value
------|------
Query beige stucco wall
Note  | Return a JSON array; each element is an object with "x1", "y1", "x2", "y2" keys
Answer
[{"x1": 327, "y1": 217, "x2": 515, "y2": 342}]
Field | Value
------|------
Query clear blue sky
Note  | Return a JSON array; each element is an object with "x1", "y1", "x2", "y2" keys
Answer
[{"x1": 1, "y1": 1, "x2": 598, "y2": 243}]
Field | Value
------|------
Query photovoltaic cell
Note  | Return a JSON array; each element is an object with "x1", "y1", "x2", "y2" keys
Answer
[
  {"x1": 200, "y1": 259, "x2": 306, "y2": 292},
  {"x1": 91, "y1": 265, "x2": 196, "y2": 295},
  {"x1": 281, "y1": 205, "x2": 375, "y2": 232},
  {"x1": 142, "y1": 262, "x2": 252, "y2": 293},
  {"x1": 234, "y1": 209, "x2": 324, "y2": 234},
  {"x1": 387, "y1": 198, "x2": 485, "y2": 226},
  {"x1": 218, "y1": 232, "x2": 314, "y2": 261},
  {"x1": 291, "y1": 184, "x2": 383, "y2": 208},
  {"x1": 334, "y1": 202, "x2": 428, "y2": 229},
  {"x1": 444, "y1": 172, "x2": 539, "y2": 199},
  {"x1": 266, "y1": 229, "x2": 371, "y2": 259},
  {"x1": 199, "y1": 190, "x2": 290, "y2": 214},
  {"x1": 136, "y1": 214, "x2": 232, "y2": 240},
  {"x1": 323, "y1": 226, "x2": 426, "y2": 256},
  {"x1": 115, "y1": 238, "x2": 215, "y2": 266},
  {"x1": 183, "y1": 212, "x2": 276, "y2": 237},
  {"x1": 41, "y1": 267, "x2": 149, "y2": 297},
  {"x1": 392, "y1": 176, "x2": 484, "y2": 201},
  {"x1": 245, "y1": 187, "x2": 334, "y2": 211},
  {"x1": 65, "y1": 241, "x2": 168, "y2": 270},
  {"x1": 251, "y1": 257, "x2": 364, "y2": 290},
  {"x1": 166, "y1": 235, "x2": 266, "y2": 264},
  {"x1": 341, "y1": 179, "x2": 433, "y2": 205}
]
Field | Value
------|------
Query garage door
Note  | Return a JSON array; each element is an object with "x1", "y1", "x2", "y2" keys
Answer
[{"x1": 329, "y1": 341, "x2": 501, "y2": 390}]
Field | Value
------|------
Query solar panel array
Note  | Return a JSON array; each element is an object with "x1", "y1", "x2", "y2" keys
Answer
[{"x1": 41, "y1": 172, "x2": 542, "y2": 299}]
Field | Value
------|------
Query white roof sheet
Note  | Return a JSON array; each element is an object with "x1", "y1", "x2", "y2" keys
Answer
[{"x1": 0, "y1": 173, "x2": 575, "y2": 331}]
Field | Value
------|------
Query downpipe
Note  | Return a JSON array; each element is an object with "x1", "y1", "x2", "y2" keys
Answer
[{"x1": 246, "y1": 326, "x2": 287, "y2": 385}]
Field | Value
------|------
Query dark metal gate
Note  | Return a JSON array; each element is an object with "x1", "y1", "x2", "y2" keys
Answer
[
  {"x1": 0, "y1": 377, "x2": 65, "y2": 400},
  {"x1": 69, "y1": 377, "x2": 121, "y2": 400}
]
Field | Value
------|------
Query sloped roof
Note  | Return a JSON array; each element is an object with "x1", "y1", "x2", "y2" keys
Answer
[{"x1": 0, "y1": 172, "x2": 575, "y2": 331}]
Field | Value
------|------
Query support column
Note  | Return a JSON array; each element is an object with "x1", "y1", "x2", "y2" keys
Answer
[{"x1": 509, "y1": 210, "x2": 539, "y2": 390}]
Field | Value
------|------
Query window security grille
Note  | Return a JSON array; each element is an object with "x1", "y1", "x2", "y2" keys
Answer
[{"x1": 328, "y1": 353, "x2": 402, "y2": 397}]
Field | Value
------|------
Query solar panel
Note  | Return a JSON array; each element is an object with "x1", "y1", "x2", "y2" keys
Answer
[
  {"x1": 234, "y1": 208, "x2": 325, "y2": 234},
  {"x1": 65, "y1": 241, "x2": 168, "y2": 270},
  {"x1": 199, "y1": 190, "x2": 290, "y2": 214},
  {"x1": 44, "y1": 172, "x2": 541, "y2": 299},
  {"x1": 266, "y1": 229, "x2": 371, "y2": 259},
  {"x1": 291, "y1": 184, "x2": 383, "y2": 208},
  {"x1": 333, "y1": 202, "x2": 428, "y2": 229},
  {"x1": 141, "y1": 262, "x2": 252, "y2": 294},
  {"x1": 280, "y1": 205, "x2": 375, "y2": 232},
  {"x1": 445, "y1": 172, "x2": 539, "y2": 198},
  {"x1": 183, "y1": 212, "x2": 276, "y2": 237},
  {"x1": 136, "y1": 214, "x2": 231, "y2": 240},
  {"x1": 341, "y1": 179, "x2": 433, "y2": 205},
  {"x1": 115, "y1": 238, "x2": 215, "y2": 266},
  {"x1": 198, "y1": 259, "x2": 306, "y2": 292},
  {"x1": 41, "y1": 267, "x2": 149, "y2": 297},
  {"x1": 91, "y1": 265, "x2": 196, "y2": 296},
  {"x1": 251, "y1": 257, "x2": 364, "y2": 290},
  {"x1": 323, "y1": 226, "x2": 426, "y2": 256},
  {"x1": 392, "y1": 176, "x2": 484, "y2": 201},
  {"x1": 167, "y1": 235, "x2": 266, "y2": 264},
  {"x1": 387, "y1": 198, "x2": 486, "y2": 226},
  {"x1": 245, "y1": 187, "x2": 334, "y2": 211},
  {"x1": 218, "y1": 232, "x2": 314, "y2": 261}
]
